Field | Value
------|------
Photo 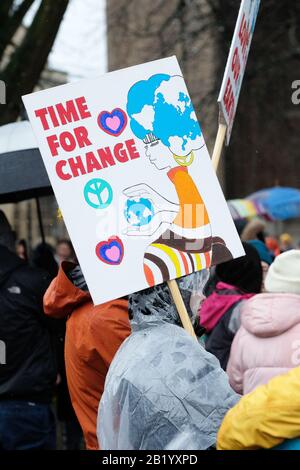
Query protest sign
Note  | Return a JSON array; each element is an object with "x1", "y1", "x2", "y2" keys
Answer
[
  {"x1": 23, "y1": 56, "x2": 243, "y2": 305},
  {"x1": 218, "y1": 0, "x2": 260, "y2": 145}
]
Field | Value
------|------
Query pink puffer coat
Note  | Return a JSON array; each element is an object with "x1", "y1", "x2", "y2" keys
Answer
[{"x1": 227, "y1": 292, "x2": 300, "y2": 394}]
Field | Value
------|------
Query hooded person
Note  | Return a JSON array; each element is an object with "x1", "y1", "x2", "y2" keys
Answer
[
  {"x1": 31, "y1": 242, "x2": 58, "y2": 279},
  {"x1": 97, "y1": 271, "x2": 239, "y2": 450},
  {"x1": 247, "y1": 239, "x2": 273, "y2": 291},
  {"x1": 227, "y1": 249, "x2": 300, "y2": 395},
  {"x1": 247, "y1": 239, "x2": 273, "y2": 266},
  {"x1": 199, "y1": 242, "x2": 263, "y2": 370},
  {"x1": 240, "y1": 218, "x2": 266, "y2": 242},
  {"x1": 217, "y1": 366, "x2": 300, "y2": 450},
  {"x1": 0, "y1": 211, "x2": 56, "y2": 450},
  {"x1": 43, "y1": 262, "x2": 131, "y2": 450}
]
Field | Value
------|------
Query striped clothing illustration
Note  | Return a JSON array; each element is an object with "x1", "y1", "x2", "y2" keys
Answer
[
  {"x1": 142, "y1": 165, "x2": 232, "y2": 286},
  {"x1": 144, "y1": 242, "x2": 212, "y2": 287}
]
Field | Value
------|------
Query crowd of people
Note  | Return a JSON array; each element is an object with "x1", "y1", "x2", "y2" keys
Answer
[
  {"x1": 0, "y1": 210, "x2": 82, "y2": 450},
  {"x1": 1, "y1": 208, "x2": 300, "y2": 450}
]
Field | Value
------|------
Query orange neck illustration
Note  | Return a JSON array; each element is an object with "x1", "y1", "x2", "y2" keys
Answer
[{"x1": 167, "y1": 166, "x2": 210, "y2": 229}]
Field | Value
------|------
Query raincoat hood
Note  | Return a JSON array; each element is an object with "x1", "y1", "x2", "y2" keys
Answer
[
  {"x1": 98, "y1": 321, "x2": 239, "y2": 450},
  {"x1": 241, "y1": 292, "x2": 300, "y2": 337},
  {"x1": 129, "y1": 270, "x2": 209, "y2": 332},
  {"x1": 98, "y1": 271, "x2": 239, "y2": 451},
  {"x1": 43, "y1": 261, "x2": 90, "y2": 319},
  {"x1": 43, "y1": 262, "x2": 130, "y2": 450}
]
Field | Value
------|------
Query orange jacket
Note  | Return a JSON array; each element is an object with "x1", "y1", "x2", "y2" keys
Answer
[{"x1": 43, "y1": 262, "x2": 130, "y2": 450}]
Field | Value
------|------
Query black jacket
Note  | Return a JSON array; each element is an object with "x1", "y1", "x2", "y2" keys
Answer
[
  {"x1": 205, "y1": 300, "x2": 244, "y2": 371},
  {"x1": 0, "y1": 245, "x2": 57, "y2": 403}
]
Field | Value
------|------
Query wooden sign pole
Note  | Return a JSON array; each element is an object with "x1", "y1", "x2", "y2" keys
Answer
[
  {"x1": 212, "y1": 123, "x2": 227, "y2": 171},
  {"x1": 168, "y1": 122, "x2": 227, "y2": 339},
  {"x1": 167, "y1": 279, "x2": 197, "y2": 339}
]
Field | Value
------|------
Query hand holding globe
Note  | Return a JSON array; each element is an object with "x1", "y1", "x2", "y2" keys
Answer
[{"x1": 123, "y1": 184, "x2": 178, "y2": 237}]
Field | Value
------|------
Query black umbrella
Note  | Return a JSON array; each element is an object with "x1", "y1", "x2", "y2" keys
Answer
[{"x1": 0, "y1": 121, "x2": 53, "y2": 241}]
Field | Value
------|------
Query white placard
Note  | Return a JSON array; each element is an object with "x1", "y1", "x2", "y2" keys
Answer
[
  {"x1": 218, "y1": 0, "x2": 260, "y2": 144},
  {"x1": 23, "y1": 56, "x2": 244, "y2": 305}
]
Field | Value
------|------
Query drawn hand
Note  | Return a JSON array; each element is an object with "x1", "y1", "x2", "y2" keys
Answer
[
  {"x1": 123, "y1": 183, "x2": 178, "y2": 214},
  {"x1": 123, "y1": 184, "x2": 178, "y2": 237},
  {"x1": 123, "y1": 218, "x2": 162, "y2": 237}
]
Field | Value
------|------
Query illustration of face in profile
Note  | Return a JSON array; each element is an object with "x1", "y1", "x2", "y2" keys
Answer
[
  {"x1": 143, "y1": 132, "x2": 195, "y2": 171},
  {"x1": 127, "y1": 73, "x2": 204, "y2": 171},
  {"x1": 144, "y1": 135, "x2": 169, "y2": 170},
  {"x1": 124, "y1": 72, "x2": 233, "y2": 287}
]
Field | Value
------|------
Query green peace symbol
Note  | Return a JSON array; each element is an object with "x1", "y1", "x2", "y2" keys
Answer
[{"x1": 84, "y1": 178, "x2": 113, "y2": 209}]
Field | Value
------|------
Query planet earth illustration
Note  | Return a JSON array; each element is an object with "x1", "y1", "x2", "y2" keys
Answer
[{"x1": 124, "y1": 198, "x2": 155, "y2": 227}]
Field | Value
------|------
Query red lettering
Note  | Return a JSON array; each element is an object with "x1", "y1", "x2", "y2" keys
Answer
[
  {"x1": 86, "y1": 151, "x2": 102, "y2": 173},
  {"x1": 126, "y1": 139, "x2": 140, "y2": 160},
  {"x1": 231, "y1": 47, "x2": 240, "y2": 83},
  {"x1": 48, "y1": 106, "x2": 60, "y2": 127},
  {"x1": 75, "y1": 96, "x2": 91, "y2": 119},
  {"x1": 60, "y1": 131, "x2": 77, "y2": 152},
  {"x1": 47, "y1": 134, "x2": 60, "y2": 157},
  {"x1": 56, "y1": 100, "x2": 80, "y2": 125},
  {"x1": 239, "y1": 14, "x2": 249, "y2": 58},
  {"x1": 73, "y1": 126, "x2": 92, "y2": 148},
  {"x1": 223, "y1": 77, "x2": 235, "y2": 120},
  {"x1": 35, "y1": 97, "x2": 91, "y2": 130},
  {"x1": 35, "y1": 108, "x2": 49, "y2": 130},
  {"x1": 68, "y1": 156, "x2": 86, "y2": 177},
  {"x1": 114, "y1": 143, "x2": 129, "y2": 163},
  {"x1": 46, "y1": 127, "x2": 91, "y2": 157},
  {"x1": 56, "y1": 160, "x2": 72, "y2": 180},
  {"x1": 54, "y1": 137, "x2": 141, "y2": 182},
  {"x1": 97, "y1": 147, "x2": 116, "y2": 168}
]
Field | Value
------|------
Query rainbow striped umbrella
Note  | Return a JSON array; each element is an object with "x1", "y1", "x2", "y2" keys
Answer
[{"x1": 227, "y1": 198, "x2": 268, "y2": 220}]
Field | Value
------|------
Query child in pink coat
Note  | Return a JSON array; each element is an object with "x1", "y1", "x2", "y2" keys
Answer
[{"x1": 227, "y1": 249, "x2": 300, "y2": 394}]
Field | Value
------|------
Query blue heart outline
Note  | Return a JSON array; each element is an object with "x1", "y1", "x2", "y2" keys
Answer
[{"x1": 98, "y1": 108, "x2": 128, "y2": 136}]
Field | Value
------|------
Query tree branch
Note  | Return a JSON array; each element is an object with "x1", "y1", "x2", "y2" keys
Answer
[
  {"x1": 0, "y1": 0, "x2": 36, "y2": 61},
  {"x1": 0, "y1": 0, "x2": 70, "y2": 125}
]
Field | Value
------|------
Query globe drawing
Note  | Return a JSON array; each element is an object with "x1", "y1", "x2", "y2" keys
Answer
[{"x1": 124, "y1": 198, "x2": 155, "y2": 227}]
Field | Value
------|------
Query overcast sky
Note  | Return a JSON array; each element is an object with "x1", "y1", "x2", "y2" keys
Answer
[{"x1": 24, "y1": 0, "x2": 107, "y2": 81}]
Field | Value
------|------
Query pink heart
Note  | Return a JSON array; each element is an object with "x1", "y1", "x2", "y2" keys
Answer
[
  {"x1": 96, "y1": 236, "x2": 124, "y2": 265},
  {"x1": 98, "y1": 109, "x2": 127, "y2": 137},
  {"x1": 105, "y1": 245, "x2": 120, "y2": 262},
  {"x1": 106, "y1": 116, "x2": 120, "y2": 131}
]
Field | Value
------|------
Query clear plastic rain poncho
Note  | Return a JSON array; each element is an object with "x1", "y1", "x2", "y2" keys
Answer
[{"x1": 97, "y1": 271, "x2": 239, "y2": 450}]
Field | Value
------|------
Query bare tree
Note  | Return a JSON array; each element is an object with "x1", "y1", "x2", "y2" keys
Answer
[
  {"x1": 107, "y1": 0, "x2": 220, "y2": 149},
  {"x1": 0, "y1": 0, "x2": 35, "y2": 61},
  {"x1": 107, "y1": 0, "x2": 300, "y2": 196},
  {"x1": 209, "y1": 0, "x2": 300, "y2": 197},
  {"x1": 0, "y1": 0, "x2": 70, "y2": 126}
]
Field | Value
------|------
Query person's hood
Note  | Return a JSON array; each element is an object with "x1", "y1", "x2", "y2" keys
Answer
[
  {"x1": 248, "y1": 239, "x2": 273, "y2": 265},
  {"x1": 0, "y1": 244, "x2": 24, "y2": 285},
  {"x1": 200, "y1": 282, "x2": 253, "y2": 332},
  {"x1": 241, "y1": 292, "x2": 300, "y2": 337},
  {"x1": 43, "y1": 261, "x2": 91, "y2": 319},
  {"x1": 129, "y1": 270, "x2": 209, "y2": 332},
  {"x1": 241, "y1": 218, "x2": 266, "y2": 241}
]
